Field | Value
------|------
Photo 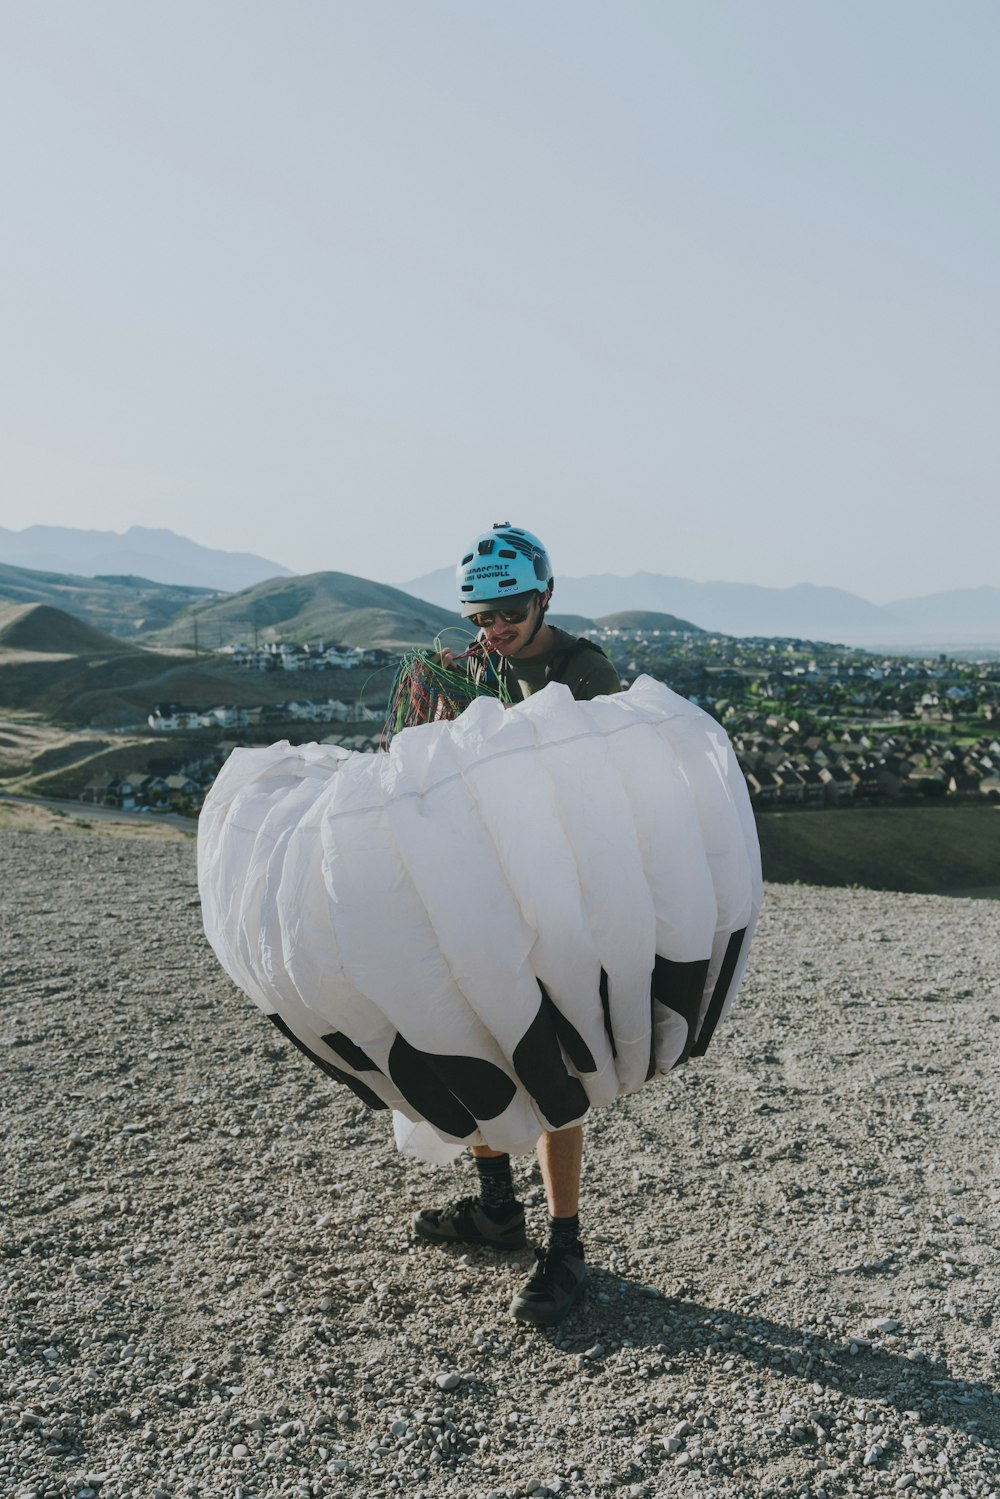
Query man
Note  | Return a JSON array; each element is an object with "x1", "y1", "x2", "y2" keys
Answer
[{"x1": 413, "y1": 523, "x2": 622, "y2": 1327}]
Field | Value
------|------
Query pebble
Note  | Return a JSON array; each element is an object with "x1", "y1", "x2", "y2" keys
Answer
[{"x1": 435, "y1": 1371, "x2": 462, "y2": 1391}]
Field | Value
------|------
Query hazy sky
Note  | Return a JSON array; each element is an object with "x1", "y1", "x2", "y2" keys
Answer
[{"x1": 2, "y1": 1, "x2": 997, "y2": 601}]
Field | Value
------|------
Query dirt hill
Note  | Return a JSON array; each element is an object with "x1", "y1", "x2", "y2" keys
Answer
[
  {"x1": 596, "y1": 609, "x2": 705, "y2": 633},
  {"x1": 0, "y1": 561, "x2": 213, "y2": 638},
  {"x1": 148, "y1": 570, "x2": 470, "y2": 651},
  {"x1": 0, "y1": 602, "x2": 145, "y2": 655}
]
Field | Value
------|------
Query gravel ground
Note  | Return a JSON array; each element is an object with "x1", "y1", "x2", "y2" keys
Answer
[{"x1": 2, "y1": 826, "x2": 998, "y2": 1499}]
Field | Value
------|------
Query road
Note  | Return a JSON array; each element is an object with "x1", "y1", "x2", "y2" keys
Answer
[{"x1": 0, "y1": 788, "x2": 196, "y2": 834}]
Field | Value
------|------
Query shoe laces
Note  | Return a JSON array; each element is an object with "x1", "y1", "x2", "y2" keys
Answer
[
  {"x1": 527, "y1": 1244, "x2": 564, "y2": 1283},
  {"x1": 438, "y1": 1194, "x2": 482, "y2": 1221}
]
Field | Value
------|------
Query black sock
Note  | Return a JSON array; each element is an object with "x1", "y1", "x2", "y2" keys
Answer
[
  {"x1": 547, "y1": 1212, "x2": 583, "y2": 1256},
  {"x1": 474, "y1": 1153, "x2": 517, "y2": 1218}
]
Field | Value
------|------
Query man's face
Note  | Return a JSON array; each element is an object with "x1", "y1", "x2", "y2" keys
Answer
[{"x1": 471, "y1": 595, "x2": 542, "y2": 656}]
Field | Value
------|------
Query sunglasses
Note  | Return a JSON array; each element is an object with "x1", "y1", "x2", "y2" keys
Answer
[{"x1": 468, "y1": 604, "x2": 534, "y2": 629}]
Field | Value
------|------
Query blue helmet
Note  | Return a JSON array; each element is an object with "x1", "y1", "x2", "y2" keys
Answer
[{"x1": 456, "y1": 524, "x2": 553, "y2": 615}]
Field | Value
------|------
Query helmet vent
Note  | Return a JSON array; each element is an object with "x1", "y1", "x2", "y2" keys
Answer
[
  {"x1": 498, "y1": 548, "x2": 517, "y2": 559},
  {"x1": 461, "y1": 553, "x2": 474, "y2": 565},
  {"x1": 496, "y1": 532, "x2": 535, "y2": 560}
]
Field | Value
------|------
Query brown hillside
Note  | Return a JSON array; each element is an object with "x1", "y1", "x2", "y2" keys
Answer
[
  {"x1": 0, "y1": 642, "x2": 394, "y2": 728},
  {"x1": 596, "y1": 609, "x2": 704, "y2": 634},
  {"x1": 0, "y1": 603, "x2": 144, "y2": 656},
  {"x1": 148, "y1": 571, "x2": 468, "y2": 651}
]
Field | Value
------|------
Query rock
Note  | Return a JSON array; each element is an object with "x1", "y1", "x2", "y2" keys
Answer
[{"x1": 435, "y1": 1371, "x2": 461, "y2": 1391}]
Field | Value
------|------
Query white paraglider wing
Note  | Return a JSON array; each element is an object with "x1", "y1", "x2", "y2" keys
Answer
[{"x1": 198, "y1": 676, "x2": 762, "y2": 1162}]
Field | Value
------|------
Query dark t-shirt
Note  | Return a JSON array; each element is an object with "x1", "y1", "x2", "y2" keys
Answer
[{"x1": 467, "y1": 626, "x2": 621, "y2": 705}]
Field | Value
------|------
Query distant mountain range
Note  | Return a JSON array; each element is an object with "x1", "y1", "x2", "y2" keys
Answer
[
  {"x1": 0, "y1": 562, "x2": 470, "y2": 652},
  {"x1": 0, "y1": 525, "x2": 292, "y2": 591},
  {"x1": 1, "y1": 526, "x2": 997, "y2": 647},
  {"x1": 401, "y1": 568, "x2": 1000, "y2": 648}
]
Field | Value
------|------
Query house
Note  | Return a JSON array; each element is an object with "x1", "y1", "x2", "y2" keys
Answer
[
  {"x1": 853, "y1": 765, "x2": 883, "y2": 801},
  {"x1": 274, "y1": 644, "x2": 310, "y2": 671},
  {"x1": 164, "y1": 774, "x2": 202, "y2": 806},
  {"x1": 803, "y1": 737, "x2": 833, "y2": 767},
  {"x1": 874, "y1": 767, "x2": 903, "y2": 799},
  {"x1": 82, "y1": 775, "x2": 119, "y2": 805},
  {"x1": 746, "y1": 768, "x2": 780, "y2": 805},
  {"x1": 948, "y1": 771, "x2": 982, "y2": 800},
  {"x1": 904, "y1": 770, "x2": 948, "y2": 799},
  {"x1": 204, "y1": 705, "x2": 246, "y2": 729},
  {"x1": 116, "y1": 773, "x2": 149, "y2": 809},
  {"x1": 149, "y1": 703, "x2": 203, "y2": 731},
  {"x1": 776, "y1": 769, "x2": 806, "y2": 805},
  {"x1": 818, "y1": 765, "x2": 854, "y2": 804},
  {"x1": 320, "y1": 646, "x2": 361, "y2": 668}
]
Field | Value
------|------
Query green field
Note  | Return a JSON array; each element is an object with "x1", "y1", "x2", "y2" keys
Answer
[{"x1": 756, "y1": 803, "x2": 1000, "y2": 896}]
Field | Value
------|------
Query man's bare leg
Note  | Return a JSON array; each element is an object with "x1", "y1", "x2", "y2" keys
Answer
[
  {"x1": 510, "y1": 1125, "x2": 587, "y2": 1325},
  {"x1": 536, "y1": 1125, "x2": 583, "y2": 1218}
]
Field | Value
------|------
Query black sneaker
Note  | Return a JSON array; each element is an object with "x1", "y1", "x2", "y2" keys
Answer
[
  {"x1": 509, "y1": 1244, "x2": 587, "y2": 1327},
  {"x1": 411, "y1": 1195, "x2": 528, "y2": 1251}
]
